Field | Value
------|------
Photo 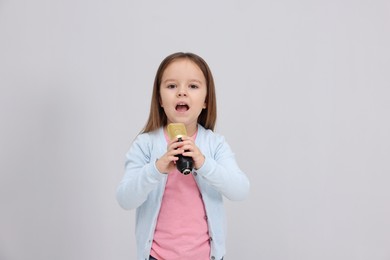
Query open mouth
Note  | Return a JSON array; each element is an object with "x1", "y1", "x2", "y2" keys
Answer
[{"x1": 175, "y1": 102, "x2": 189, "y2": 112}]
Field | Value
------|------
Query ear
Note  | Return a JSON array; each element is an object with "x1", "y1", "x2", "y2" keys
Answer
[{"x1": 203, "y1": 101, "x2": 207, "y2": 109}]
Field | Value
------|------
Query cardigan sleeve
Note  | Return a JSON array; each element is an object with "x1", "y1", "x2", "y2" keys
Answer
[
  {"x1": 196, "y1": 133, "x2": 250, "y2": 201},
  {"x1": 116, "y1": 133, "x2": 165, "y2": 210}
]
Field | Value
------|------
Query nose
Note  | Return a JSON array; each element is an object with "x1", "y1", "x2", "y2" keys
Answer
[{"x1": 176, "y1": 86, "x2": 187, "y2": 97}]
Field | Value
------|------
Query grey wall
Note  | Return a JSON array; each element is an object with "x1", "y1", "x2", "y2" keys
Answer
[{"x1": 1, "y1": 0, "x2": 389, "y2": 259}]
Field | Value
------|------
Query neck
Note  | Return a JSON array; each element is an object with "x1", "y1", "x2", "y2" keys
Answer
[{"x1": 185, "y1": 124, "x2": 198, "y2": 137}]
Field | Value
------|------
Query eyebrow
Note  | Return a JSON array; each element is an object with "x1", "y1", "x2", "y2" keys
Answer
[
  {"x1": 162, "y1": 79, "x2": 204, "y2": 84},
  {"x1": 189, "y1": 79, "x2": 203, "y2": 84},
  {"x1": 162, "y1": 79, "x2": 175, "y2": 84}
]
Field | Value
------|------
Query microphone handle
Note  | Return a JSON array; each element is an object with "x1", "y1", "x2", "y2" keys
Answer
[
  {"x1": 175, "y1": 137, "x2": 193, "y2": 175},
  {"x1": 177, "y1": 154, "x2": 193, "y2": 175}
]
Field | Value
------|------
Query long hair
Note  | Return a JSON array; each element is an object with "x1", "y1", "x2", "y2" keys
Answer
[{"x1": 142, "y1": 52, "x2": 217, "y2": 133}]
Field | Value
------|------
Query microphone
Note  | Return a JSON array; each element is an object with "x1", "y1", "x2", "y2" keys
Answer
[{"x1": 167, "y1": 123, "x2": 194, "y2": 175}]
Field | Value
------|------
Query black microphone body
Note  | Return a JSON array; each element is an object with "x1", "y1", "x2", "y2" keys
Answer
[{"x1": 176, "y1": 137, "x2": 194, "y2": 175}]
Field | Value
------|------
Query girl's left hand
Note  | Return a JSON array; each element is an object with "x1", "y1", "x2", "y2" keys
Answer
[{"x1": 177, "y1": 136, "x2": 205, "y2": 170}]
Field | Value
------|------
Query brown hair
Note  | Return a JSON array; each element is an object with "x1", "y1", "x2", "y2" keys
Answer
[{"x1": 142, "y1": 52, "x2": 217, "y2": 133}]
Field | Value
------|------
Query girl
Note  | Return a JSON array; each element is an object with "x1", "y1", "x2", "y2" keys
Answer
[{"x1": 116, "y1": 52, "x2": 250, "y2": 260}]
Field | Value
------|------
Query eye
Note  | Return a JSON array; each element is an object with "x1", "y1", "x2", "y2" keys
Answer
[
  {"x1": 189, "y1": 84, "x2": 199, "y2": 89},
  {"x1": 167, "y1": 84, "x2": 176, "y2": 89}
]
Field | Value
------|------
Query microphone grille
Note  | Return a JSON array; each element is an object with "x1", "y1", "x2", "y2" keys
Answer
[{"x1": 167, "y1": 123, "x2": 187, "y2": 140}]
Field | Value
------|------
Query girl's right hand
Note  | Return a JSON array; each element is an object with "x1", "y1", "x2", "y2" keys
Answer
[{"x1": 155, "y1": 138, "x2": 183, "y2": 174}]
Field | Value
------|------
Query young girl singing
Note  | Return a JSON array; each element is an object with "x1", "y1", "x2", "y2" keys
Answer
[{"x1": 116, "y1": 52, "x2": 250, "y2": 260}]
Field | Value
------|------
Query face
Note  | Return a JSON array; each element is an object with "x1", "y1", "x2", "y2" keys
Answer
[{"x1": 159, "y1": 58, "x2": 207, "y2": 132}]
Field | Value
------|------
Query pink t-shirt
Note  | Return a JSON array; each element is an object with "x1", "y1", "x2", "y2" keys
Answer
[{"x1": 150, "y1": 130, "x2": 210, "y2": 260}]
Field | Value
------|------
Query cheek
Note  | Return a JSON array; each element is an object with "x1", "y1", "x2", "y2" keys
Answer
[{"x1": 159, "y1": 92, "x2": 167, "y2": 107}]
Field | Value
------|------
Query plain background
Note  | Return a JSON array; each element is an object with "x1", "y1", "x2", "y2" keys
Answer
[{"x1": 1, "y1": 0, "x2": 389, "y2": 259}]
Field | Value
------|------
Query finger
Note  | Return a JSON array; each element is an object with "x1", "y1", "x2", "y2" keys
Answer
[
  {"x1": 167, "y1": 144, "x2": 184, "y2": 154},
  {"x1": 168, "y1": 141, "x2": 183, "y2": 151},
  {"x1": 171, "y1": 149, "x2": 184, "y2": 156},
  {"x1": 180, "y1": 141, "x2": 198, "y2": 150},
  {"x1": 180, "y1": 145, "x2": 193, "y2": 152},
  {"x1": 182, "y1": 151, "x2": 192, "y2": 157},
  {"x1": 168, "y1": 155, "x2": 179, "y2": 162}
]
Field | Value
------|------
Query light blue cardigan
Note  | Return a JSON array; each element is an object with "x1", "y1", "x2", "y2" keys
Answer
[{"x1": 116, "y1": 125, "x2": 250, "y2": 260}]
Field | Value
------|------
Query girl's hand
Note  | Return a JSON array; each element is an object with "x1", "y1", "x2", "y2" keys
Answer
[
  {"x1": 176, "y1": 136, "x2": 205, "y2": 170},
  {"x1": 155, "y1": 138, "x2": 184, "y2": 174}
]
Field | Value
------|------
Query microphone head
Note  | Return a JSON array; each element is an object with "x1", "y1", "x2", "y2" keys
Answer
[{"x1": 167, "y1": 123, "x2": 187, "y2": 140}]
